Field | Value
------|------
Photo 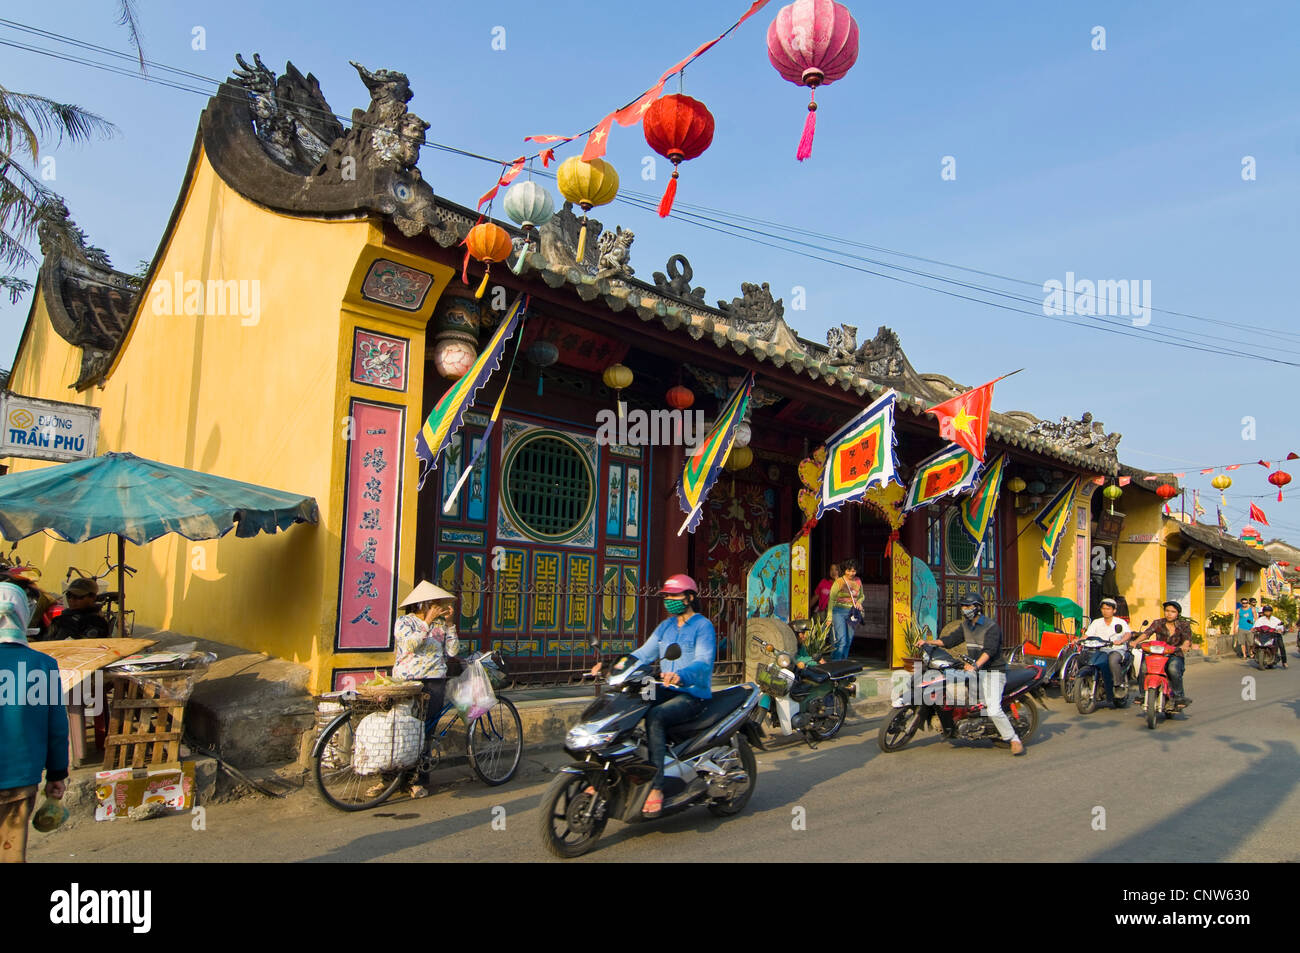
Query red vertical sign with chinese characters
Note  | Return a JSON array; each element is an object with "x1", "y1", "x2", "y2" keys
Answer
[{"x1": 337, "y1": 400, "x2": 404, "y2": 650}]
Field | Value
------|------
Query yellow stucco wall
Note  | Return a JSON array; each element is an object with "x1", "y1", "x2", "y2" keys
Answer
[
  {"x1": 1016, "y1": 494, "x2": 1089, "y2": 606},
  {"x1": 1114, "y1": 489, "x2": 1166, "y2": 628},
  {"x1": 5, "y1": 147, "x2": 451, "y2": 690}
]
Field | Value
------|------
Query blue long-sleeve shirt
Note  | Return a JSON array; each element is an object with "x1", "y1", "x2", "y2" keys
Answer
[
  {"x1": 0, "y1": 643, "x2": 70, "y2": 789},
  {"x1": 631, "y1": 613, "x2": 716, "y2": 699}
]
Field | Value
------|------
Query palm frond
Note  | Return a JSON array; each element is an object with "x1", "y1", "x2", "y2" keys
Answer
[
  {"x1": 0, "y1": 226, "x2": 39, "y2": 272},
  {"x1": 116, "y1": 0, "x2": 147, "y2": 73},
  {"x1": 0, "y1": 90, "x2": 117, "y2": 151},
  {"x1": 1, "y1": 274, "x2": 33, "y2": 305},
  {"x1": 0, "y1": 86, "x2": 42, "y2": 163}
]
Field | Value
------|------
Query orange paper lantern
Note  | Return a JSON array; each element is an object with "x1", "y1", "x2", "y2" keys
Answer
[{"x1": 465, "y1": 222, "x2": 514, "y2": 299}]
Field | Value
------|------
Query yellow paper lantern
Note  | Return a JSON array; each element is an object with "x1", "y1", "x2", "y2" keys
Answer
[
  {"x1": 1007, "y1": 476, "x2": 1027, "y2": 494},
  {"x1": 557, "y1": 156, "x2": 620, "y2": 261},
  {"x1": 725, "y1": 445, "x2": 754, "y2": 471},
  {"x1": 602, "y1": 363, "x2": 633, "y2": 417}
]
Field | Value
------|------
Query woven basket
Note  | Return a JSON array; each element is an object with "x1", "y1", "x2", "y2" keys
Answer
[{"x1": 355, "y1": 679, "x2": 425, "y2": 700}]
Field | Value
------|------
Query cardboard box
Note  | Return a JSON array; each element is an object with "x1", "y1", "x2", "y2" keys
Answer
[{"x1": 94, "y1": 763, "x2": 195, "y2": 821}]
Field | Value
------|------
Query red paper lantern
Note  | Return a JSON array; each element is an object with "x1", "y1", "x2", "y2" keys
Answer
[
  {"x1": 766, "y1": 0, "x2": 860, "y2": 160},
  {"x1": 1268, "y1": 469, "x2": 1291, "y2": 501},
  {"x1": 666, "y1": 384, "x2": 695, "y2": 410},
  {"x1": 642, "y1": 94, "x2": 715, "y2": 218},
  {"x1": 1156, "y1": 483, "x2": 1178, "y2": 501}
]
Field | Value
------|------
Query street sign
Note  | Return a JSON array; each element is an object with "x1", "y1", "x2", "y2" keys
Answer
[{"x1": 0, "y1": 392, "x2": 100, "y2": 463}]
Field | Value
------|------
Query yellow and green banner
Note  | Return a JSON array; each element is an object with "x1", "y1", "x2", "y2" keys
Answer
[
  {"x1": 676, "y1": 372, "x2": 754, "y2": 534},
  {"x1": 816, "y1": 390, "x2": 900, "y2": 518},
  {"x1": 1035, "y1": 476, "x2": 1080, "y2": 572},
  {"x1": 958, "y1": 453, "x2": 1006, "y2": 548},
  {"x1": 415, "y1": 294, "x2": 526, "y2": 489},
  {"x1": 902, "y1": 443, "x2": 981, "y2": 513}
]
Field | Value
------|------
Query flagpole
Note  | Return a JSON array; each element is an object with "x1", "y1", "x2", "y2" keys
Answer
[{"x1": 676, "y1": 505, "x2": 700, "y2": 537}]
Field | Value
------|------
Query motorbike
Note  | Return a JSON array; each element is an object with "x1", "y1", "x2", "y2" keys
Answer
[
  {"x1": 1137, "y1": 639, "x2": 1188, "y2": 729},
  {"x1": 1074, "y1": 622, "x2": 1138, "y2": 714},
  {"x1": 1251, "y1": 625, "x2": 1283, "y2": 670},
  {"x1": 877, "y1": 643, "x2": 1047, "y2": 752},
  {"x1": 749, "y1": 633, "x2": 861, "y2": 745},
  {"x1": 539, "y1": 644, "x2": 763, "y2": 858}
]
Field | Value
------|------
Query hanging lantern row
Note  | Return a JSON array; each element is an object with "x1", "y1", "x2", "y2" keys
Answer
[
  {"x1": 557, "y1": 157, "x2": 620, "y2": 262},
  {"x1": 503, "y1": 180, "x2": 555, "y2": 275},
  {"x1": 766, "y1": 0, "x2": 860, "y2": 161},
  {"x1": 642, "y1": 93, "x2": 715, "y2": 217}
]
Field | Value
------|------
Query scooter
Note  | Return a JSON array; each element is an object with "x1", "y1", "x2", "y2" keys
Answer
[
  {"x1": 1251, "y1": 625, "x2": 1283, "y2": 670},
  {"x1": 877, "y1": 644, "x2": 1046, "y2": 752},
  {"x1": 539, "y1": 644, "x2": 763, "y2": 858},
  {"x1": 749, "y1": 633, "x2": 861, "y2": 745},
  {"x1": 1138, "y1": 639, "x2": 1188, "y2": 729},
  {"x1": 1075, "y1": 623, "x2": 1135, "y2": 714}
]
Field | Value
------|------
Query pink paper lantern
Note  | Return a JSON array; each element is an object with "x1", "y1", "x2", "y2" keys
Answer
[{"x1": 766, "y1": 0, "x2": 860, "y2": 161}]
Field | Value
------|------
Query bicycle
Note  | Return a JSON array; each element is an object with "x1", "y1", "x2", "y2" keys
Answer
[{"x1": 312, "y1": 653, "x2": 523, "y2": 811}]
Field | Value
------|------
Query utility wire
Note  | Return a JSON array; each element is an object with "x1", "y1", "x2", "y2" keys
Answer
[{"x1": 4, "y1": 21, "x2": 1297, "y2": 366}]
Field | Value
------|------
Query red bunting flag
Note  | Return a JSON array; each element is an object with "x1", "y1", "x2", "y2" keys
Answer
[
  {"x1": 1200, "y1": 468, "x2": 1214, "y2": 474},
  {"x1": 1225, "y1": 464, "x2": 1241, "y2": 470},
  {"x1": 581, "y1": 113, "x2": 616, "y2": 161},
  {"x1": 1092, "y1": 476, "x2": 1105, "y2": 485},
  {"x1": 1288, "y1": 452, "x2": 1299, "y2": 460},
  {"x1": 1249, "y1": 502, "x2": 1269, "y2": 526},
  {"x1": 1118, "y1": 476, "x2": 1131, "y2": 486}
]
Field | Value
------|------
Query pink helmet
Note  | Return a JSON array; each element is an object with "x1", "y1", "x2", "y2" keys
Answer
[{"x1": 659, "y1": 574, "x2": 698, "y2": 595}]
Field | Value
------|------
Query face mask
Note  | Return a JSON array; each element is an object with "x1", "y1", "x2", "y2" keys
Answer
[
  {"x1": 664, "y1": 597, "x2": 687, "y2": 615},
  {"x1": 961, "y1": 606, "x2": 978, "y2": 621}
]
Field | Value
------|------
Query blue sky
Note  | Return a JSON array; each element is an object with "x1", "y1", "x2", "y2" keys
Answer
[{"x1": 3, "y1": 1, "x2": 1299, "y2": 537}]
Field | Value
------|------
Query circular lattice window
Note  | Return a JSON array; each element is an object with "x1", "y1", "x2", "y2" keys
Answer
[
  {"x1": 502, "y1": 432, "x2": 595, "y2": 542},
  {"x1": 945, "y1": 510, "x2": 980, "y2": 576}
]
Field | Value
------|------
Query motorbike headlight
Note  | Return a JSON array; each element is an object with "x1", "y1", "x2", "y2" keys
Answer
[
  {"x1": 565, "y1": 725, "x2": 617, "y2": 750},
  {"x1": 777, "y1": 653, "x2": 792, "y2": 669}
]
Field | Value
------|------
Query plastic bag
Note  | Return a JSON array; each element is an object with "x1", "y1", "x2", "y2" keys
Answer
[
  {"x1": 351, "y1": 701, "x2": 423, "y2": 775},
  {"x1": 448, "y1": 659, "x2": 496, "y2": 722}
]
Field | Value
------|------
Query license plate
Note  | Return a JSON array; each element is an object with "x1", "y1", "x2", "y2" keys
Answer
[{"x1": 1032, "y1": 658, "x2": 1047, "y2": 668}]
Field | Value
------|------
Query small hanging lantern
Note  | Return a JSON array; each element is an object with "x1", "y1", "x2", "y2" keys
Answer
[
  {"x1": 526, "y1": 340, "x2": 559, "y2": 396},
  {"x1": 557, "y1": 156, "x2": 620, "y2": 262},
  {"x1": 1102, "y1": 483, "x2": 1123, "y2": 515},
  {"x1": 433, "y1": 339, "x2": 477, "y2": 380},
  {"x1": 725, "y1": 445, "x2": 754, "y2": 471},
  {"x1": 642, "y1": 93, "x2": 715, "y2": 217},
  {"x1": 1210, "y1": 472, "x2": 1231, "y2": 505},
  {"x1": 1026, "y1": 480, "x2": 1046, "y2": 496},
  {"x1": 665, "y1": 384, "x2": 695, "y2": 410},
  {"x1": 1007, "y1": 476, "x2": 1027, "y2": 494},
  {"x1": 503, "y1": 180, "x2": 555, "y2": 274},
  {"x1": 1156, "y1": 483, "x2": 1178, "y2": 501},
  {"x1": 603, "y1": 363, "x2": 633, "y2": 418},
  {"x1": 465, "y1": 223, "x2": 514, "y2": 299},
  {"x1": 1268, "y1": 469, "x2": 1291, "y2": 501},
  {"x1": 733, "y1": 421, "x2": 752, "y2": 449},
  {"x1": 766, "y1": 0, "x2": 860, "y2": 161}
]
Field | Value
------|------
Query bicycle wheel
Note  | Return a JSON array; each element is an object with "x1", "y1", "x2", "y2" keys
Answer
[
  {"x1": 467, "y1": 696, "x2": 523, "y2": 786},
  {"x1": 313, "y1": 712, "x2": 406, "y2": 811}
]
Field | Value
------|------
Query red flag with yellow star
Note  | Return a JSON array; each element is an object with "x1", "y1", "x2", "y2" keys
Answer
[{"x1": 925, "y1": 376, "x2": 1004, "y2": 462}]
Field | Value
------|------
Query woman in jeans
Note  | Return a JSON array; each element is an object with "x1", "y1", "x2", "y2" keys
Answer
[{"x1": 826, "y1": 559, "x2": 862, "y2": 661}]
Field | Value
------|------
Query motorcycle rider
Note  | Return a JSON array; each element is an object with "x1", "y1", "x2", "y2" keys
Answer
[
  {"x1": 921, "y1": 593, "x2": 1023, "y2": 756},
  {"x1": 1082, "y1": 597, "x2": 1132, "y2": 707},
  {"x1": 46, "y1": 577, "x2": 114, "y2": 641},
  {"x1": 1135, "y1": 601, "x2": 1193, "y2": 705},
  {"x1": 1252, "y1": 604, "x2": 1288, "y2": 668},
  {"x1": 590, "y1": 574, "x2": 716, "y2": 817}
]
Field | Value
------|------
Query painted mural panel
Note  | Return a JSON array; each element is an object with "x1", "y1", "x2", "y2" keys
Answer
[
  {"x1": 911, "y1": 557, "x2": 939, "y2": 640},
  {"x1": 337, "y1": 400, "x2": 403, "y2": 650},
  {"x1": 624, "y1": 466, "x2": 642, "y2": 538},
  {"x1": 351, "y1": 328, "x2": 409, "y2": 392},
  {"x1": 621, "y1": 565, "x2": 640, "y2": 636},
  {"x1": 892, "y1": 544, "x2": 912, "y2": 667},
  {"x1": 606, "y1": 465, "x2": 624, "y2": 537},
  {"x1": 747, "y1": 544, "x2": 790, "y2": 619},
  {"x1": 466, "y1": 434, "x2": 489, "y2": 521},
  {"x1": 532, "y1": 551, "x2": 562, "y2": 632},
  {"x1": 698, "y1": 483, "x2": 777, "y2": 593},
  {"x1": 440, "y1": 432, "x2": 463, "y2": 519},
  {"x1": 566, "y1": 553, "x2": 595, "y2": 633}
]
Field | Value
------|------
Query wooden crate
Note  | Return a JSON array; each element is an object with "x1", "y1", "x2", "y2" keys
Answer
[{"x1": 102, "y1": 670, "x2": 190, "y2": 770}]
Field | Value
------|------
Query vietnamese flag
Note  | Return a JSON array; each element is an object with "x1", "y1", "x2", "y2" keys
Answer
[
  {"x1": 925, "y1": 374, "x2": 1012, "y2": 462},
  {"x1": 1249, "y1": 502, "x2": 1270, "y2": 526}
]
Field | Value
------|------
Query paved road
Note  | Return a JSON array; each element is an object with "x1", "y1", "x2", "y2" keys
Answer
[{"x1": 30, "y1": 657, "x2": 1299, "y2": 863}]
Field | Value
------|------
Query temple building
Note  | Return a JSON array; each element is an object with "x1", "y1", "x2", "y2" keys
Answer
[{"x1": 5, "y1": 55, "x2": 1136, "y2": 692}]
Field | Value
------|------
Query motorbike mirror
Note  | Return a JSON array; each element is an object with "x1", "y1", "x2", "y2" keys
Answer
[
  {"x1": 664, "y1": 644, "x2": 683, "y2": 661},
  {"x1": 1114, "y1": 623, "x2": 1124, "y2": 633}
]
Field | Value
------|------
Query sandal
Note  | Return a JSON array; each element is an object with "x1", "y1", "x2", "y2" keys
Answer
[
  {"x1": 408, "y1": 783, "x2": 430, "y2": 799},
  {"x1": 642, "y1": 789, "x2": 664, "y2": 817}
]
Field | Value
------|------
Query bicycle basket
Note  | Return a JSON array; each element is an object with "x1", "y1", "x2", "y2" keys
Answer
[{"x1": 756, "y1": 663, "x2": 796, "y2": 697}]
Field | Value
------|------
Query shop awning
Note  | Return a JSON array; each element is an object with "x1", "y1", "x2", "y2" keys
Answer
[{"x1": 0, "y1": 451, "x2": 319, "y2": 545}]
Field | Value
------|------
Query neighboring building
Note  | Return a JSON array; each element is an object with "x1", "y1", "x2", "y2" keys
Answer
[{"x1": 3, "y1": 54, "x2": 1125, "y2": 691}]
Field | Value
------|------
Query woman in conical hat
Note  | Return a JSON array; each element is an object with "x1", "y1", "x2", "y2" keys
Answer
[{"x1": 393, "y1": 581, "x2": 460, "y2": 798}]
